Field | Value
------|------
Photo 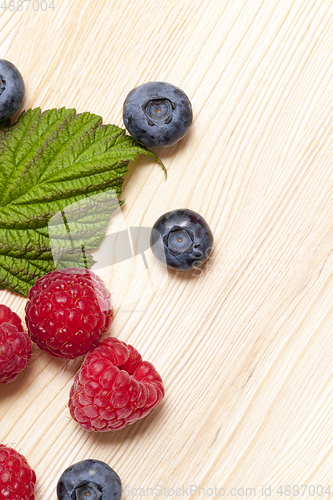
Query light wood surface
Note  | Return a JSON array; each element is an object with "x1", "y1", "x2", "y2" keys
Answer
[{"x1": 1, "y1": 0, "x2": 333, "y2": 498}]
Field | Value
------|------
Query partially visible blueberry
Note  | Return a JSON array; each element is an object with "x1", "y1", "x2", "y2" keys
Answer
[
  {"x1": 123, "y1": 82, "x2": 193, "y2": 148},
  {"x1": 0, "y1": 59, "x2": 25, "y2": 122},
  {"x1": 150, "y1": 209, "x2": 214, "y2": 271},
  {"x1": 56, "y1": 459, "x2": 122, "y2": 500}
]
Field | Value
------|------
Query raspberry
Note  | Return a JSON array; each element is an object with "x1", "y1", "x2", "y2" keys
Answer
[
  {"x1": 69, "y1": 337, "x2": 164, "y2": 431},
  {"x1": 25, "y1": 268, "x2": 113, "y2": 359},
  {"x1": 0, "y1": 305, "x2": 32, "y2": 384},
  {"x1": 0, "y1": 305, "x2": 24, "y2": 331},
  {"x1": 0, "y1": 444, "x2": 36, "y2": 500}
]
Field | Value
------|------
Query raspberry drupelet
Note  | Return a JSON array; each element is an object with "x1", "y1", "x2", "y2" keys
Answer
[{"x1": 25, "y1": 268, "x2": 113, "y2": 359}]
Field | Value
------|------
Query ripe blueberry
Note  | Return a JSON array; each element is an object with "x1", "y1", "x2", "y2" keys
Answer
[
  {"x1": 150, "y1": 208, "x2": 214, "y2": 271},
  {"x1": 56, "y1": 459, "x2": 122, "y2": 500},
  {"x1": 123, "y1": 82, "x2": 193, "y2": 148},
  {"x1": 0, "y1": 59, "x2": 25, "y2": 122}
]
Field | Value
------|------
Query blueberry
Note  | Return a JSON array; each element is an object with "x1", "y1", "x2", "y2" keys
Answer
[
  {"x1": 150, "y1": 209, "x2": 214, "y2": 271},
  {"x1": 56, "y1": 459, "x2": 122, "y2": 500},
  {"x1": 123, "y1": 82, "x2": 193, "y2": 148},
  {"x1": 0, "y1": 59, "x2": 25, "y2": 123}
]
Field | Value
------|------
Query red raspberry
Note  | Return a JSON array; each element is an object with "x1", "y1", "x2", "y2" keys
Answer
[
  {"x1": 69, "y1": 337, "x2": 164, "y2": 431},
  {"x1": 25, "y1": 268, "x2": 113, "y2": 359},
  {"x1": 0, "y1": 305, "x2": 25, "y2": 331},
  {"x1": 0, "y1": 305, "x2": 32, "y2": 384},
  {"x1": 0, "y1": 444, "x2": 36, "y2": 500}
]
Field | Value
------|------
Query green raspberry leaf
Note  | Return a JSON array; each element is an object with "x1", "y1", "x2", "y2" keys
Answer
[{"x1": 0, "y1": 107, "x2": 164, "y2": 296}]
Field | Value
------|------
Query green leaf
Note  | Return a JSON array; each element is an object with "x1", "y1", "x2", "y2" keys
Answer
[{"x1": 0, "y1": 107, "x2": 164, "y2": 296}]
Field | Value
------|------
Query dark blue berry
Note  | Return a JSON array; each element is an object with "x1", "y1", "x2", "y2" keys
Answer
[
  {"x1": 0, "y1": 59, "x2": 25, "y2": 122},
  {"x1": 56, "y1": 459, "x2": 122, "y2": 500},
  {"x1": 150, "y1": 209, "x2": 214, "y2": 271},
  {"x1": 123, "y1": 82, "x2": 193, "y2": 148}
]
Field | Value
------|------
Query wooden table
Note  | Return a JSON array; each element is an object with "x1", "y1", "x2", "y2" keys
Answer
[{"x1": 1, "y1": 0, "x2": 333, "y2": 498}]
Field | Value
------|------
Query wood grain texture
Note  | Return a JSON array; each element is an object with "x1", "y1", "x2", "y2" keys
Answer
[{"x1": 1, "y1": 0, "x2": 333, "y2": 498}]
